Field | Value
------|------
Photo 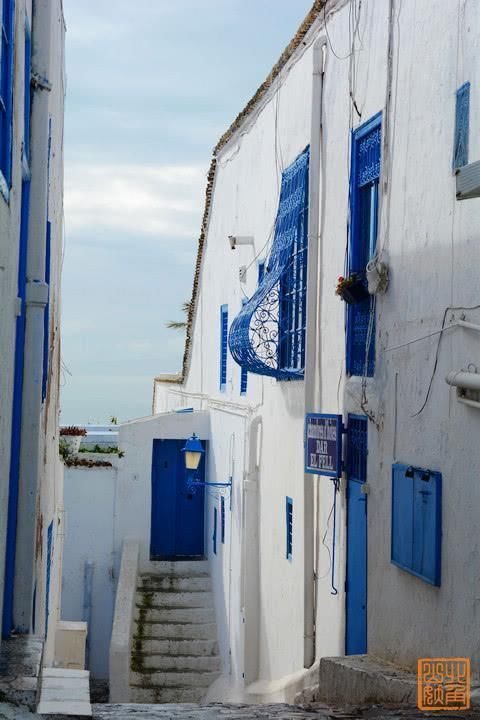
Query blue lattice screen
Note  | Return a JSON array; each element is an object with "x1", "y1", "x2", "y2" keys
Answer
[{"x1": 228, "y1": 147, "x2": 309, "y2": 379}]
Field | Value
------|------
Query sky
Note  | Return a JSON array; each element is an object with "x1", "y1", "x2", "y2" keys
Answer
[{"x1": 60, "y1": 0, "x2": 313, "y2": 425}]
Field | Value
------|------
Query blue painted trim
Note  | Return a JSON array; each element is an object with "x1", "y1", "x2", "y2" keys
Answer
[
  {"x1": 304, "y1": 413, "x2": 343, "y2": 477},
  {"x1": 213, "y1": 507, "x2": 217, "y2": 555},
  {"x1": 23, "y1": 17, "x2": 31, "y2": 165},
  {"x1": 220, "y1": 496, "x2": 225, "y2": 544},
  {"x1": 42, "y1": 221, "x2": 51, "y2": 402},
  {"x1": 175, "y1": 407, "x2": 194, "y2": 413},
  {"x1": 3, "y1": 178, "x2": 31, "y2": 638},
  {"x1": 453, "y1": 82, "x2": 470, "y2": 170},
  {"x1": 240, "y1": 299, "x2": 248, "y2": 395},
  {"x1": 45, "y1": 521, "x2": 53, "y2": 636},
  {"x1": 220, "y1": 304, "x2": 228, "y2": 392},
  {"x1": 257, "y1": 260, "x2": 265, "y2": 285},
  {"x1": 286, "y1": 496, "x2": 293, "y2": 561}
]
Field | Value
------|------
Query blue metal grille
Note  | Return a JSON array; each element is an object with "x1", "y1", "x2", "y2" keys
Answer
[
  {"x1": 220, "y1": 305, "x2": 228, "y2": 391},
  {"x1": 454, "y1": 82, "x2": 470, "y2": 170},
  {"x1": 286, "y1": 497, "x2": 293, "y2": 560},
  {"x1": 240, "y1": 299, "x2": 248, "y2": 394},
  {"x1": 257, "y1": 260, "x2": 265, "y2": 285},
  {"x1": 0, "y1": 0, "x2": 15, "y2": 186},
  {"x1": 347, "y1": 114, "x2": 381, "y2": 377},
  {"x1": 347, "y1": 415, "x2": 367, "y2": 482},
  {"x1": 228, "y1": 147, "x2": 309, "y2": 379}
]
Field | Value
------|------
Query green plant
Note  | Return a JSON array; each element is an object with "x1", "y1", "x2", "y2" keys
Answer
[
  {"x1": 110, "y1": 416, "x2": 118, "y2": 425},
  {"x1": 166, "y1": 301, "x2": 190, "y2": 331},
  {"x1": 59, "y1": 438, "x2": 72, "y2": 462}
]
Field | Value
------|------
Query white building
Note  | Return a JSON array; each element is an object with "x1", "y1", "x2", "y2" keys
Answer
[
  {"x1": 149, "y1": 0, "x2": 480, "y2": 703},
  {"x1": 0, "y1": 0, "x2": 66, "y2": 686}
]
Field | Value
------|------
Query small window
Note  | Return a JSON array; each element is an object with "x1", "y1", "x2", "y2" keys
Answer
[
  {"x1": 391, "y1": 463, "x2": 442, "y2": 586},
  {"x1": 286, "y1": 497, "x2": 293, "y2": 561},
  {"x1": 213, "y1": 507, "x2": 217, "y2": 555},
  {"x1": 220, "y1": 495, "x2": 225, "y2": 544},
  {"x1": 0, "y1": 0, "x2": 15, "y2": 190},
  {"x1": 454, "y1": 82, "x2": 470, "y2": 171},
  {"x1": 220, "y1": 305, "x2": 228, "y2": 391}
]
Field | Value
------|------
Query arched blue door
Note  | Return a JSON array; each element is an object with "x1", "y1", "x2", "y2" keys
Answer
[{"x1": 150, "y1": 439, "x2": 205, "y2": 560}]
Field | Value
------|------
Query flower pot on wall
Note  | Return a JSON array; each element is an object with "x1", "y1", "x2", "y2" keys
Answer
[
  {"x1": 61, "y1": 435, "x2": 82, "y2": 453},
  {"x1": 338, "y1": 278, "x2": 370, "y2": 305}
]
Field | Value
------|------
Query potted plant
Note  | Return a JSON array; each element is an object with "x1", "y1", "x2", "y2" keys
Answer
[
  {"x1": 59, "y1": 426, "x2": 87, "y2": 454},
  {"x1": 335, "y1": 273, "x2": 370, "y2": 304}
]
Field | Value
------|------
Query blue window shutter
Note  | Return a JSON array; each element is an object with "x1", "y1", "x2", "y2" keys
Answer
[
  {"x1": 286, "y1": 497, "x2": 293, "y2": 560},
  {"x1": 346, "y1": 113, "x2": 381, "y2": 377},
  {"x1": 0, "y1": 0, "x2": 15, "y2": 188},
  {"x1": 391, "y1": 463, "x2": 441, "y2": 586},
  {"x1": 347, "y1": 415, "x2": 368, "y2": 482},
  {"x1": 221, "y1": 496, "x2": 225, "y2": 544},
  {"x1": 220, "y1": 305, "x2": 228, "y2": 391},
  {"x1": 213, "y1": 507, "x2": 217, "y2": 555},
  {"x1": 454, "y1": 82, "x2": 470, "y2": 170}
]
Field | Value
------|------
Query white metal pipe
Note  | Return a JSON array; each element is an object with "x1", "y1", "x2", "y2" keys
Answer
[
  {"x1": 303, "y1": 37, "x2": 327, "y2": 669},
  {"x1": 446, "y1": 371, "x2": 480, "y2": 391},
  {"x1": 13, "y1": 0, "x2": 53, "y2": 631}
]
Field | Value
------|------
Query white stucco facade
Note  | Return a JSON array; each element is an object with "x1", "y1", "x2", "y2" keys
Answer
[
  {"x1": 0, "y1": 0, "x2": 65, "y2": 667},
  {"x1": 150, "y1": 0, "x2": 480, "y2": 700}
]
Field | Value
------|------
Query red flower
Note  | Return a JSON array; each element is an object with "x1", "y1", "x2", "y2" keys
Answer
[{"x1": 338, "y1": 276, "x2": 345, "y2": 282}]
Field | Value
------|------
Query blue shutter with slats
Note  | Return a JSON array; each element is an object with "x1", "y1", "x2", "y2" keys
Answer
[
  {"x1": 346, "y1": 113, "x2": 381, "y2": 377},
  {"x1": 220, "y1": 305, "x2": 228, "y2": 391},
  {"x1": 286, "y1": 497, "x2": 293, "y2": 560},
  {"x1": 454, "y1": 82, "x2": 470, "y2": 170},
  {"x1": 0, "y1": 0, "x2": 15, "y2": 188},
  {"x1": 391, "y1": 463, "x2": 442, "y2": 586},
  {"x1": 240, "y1": 299, "x2": 248, "y2": 394}
]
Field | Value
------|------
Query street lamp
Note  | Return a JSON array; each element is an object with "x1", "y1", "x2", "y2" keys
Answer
[{"x1": 181, "y1": 434, "x2": 205, "y2": 471}]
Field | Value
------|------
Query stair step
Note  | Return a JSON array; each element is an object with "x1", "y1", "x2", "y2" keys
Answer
[
  {"x1": 135, "y1": 590, "x2": 212, "y2": 608},
  {"x1": 138, "y1": 576, "x2": 211, "y2": 592},
  {"x1": 132, "y1": 653, "x2": 221, "y2": 672},
  {"x1": 133, "y1": 621, "x2": 217, "y2": 640},
  {"x1": 133, "y1": 638, "x2": 218, "y2": 656},
  {"x1": 135, "y1": 607, "x2": 215, "y2": 624},
  {"x1": 129, "y1": 686, "x2": 206, "y2": 703},
  {"x1": 146, "y1": 561, "x2": 209, "y2": 576},
  {"x1": 130, "y1": 669, "x2": 220, "y2": 688}
]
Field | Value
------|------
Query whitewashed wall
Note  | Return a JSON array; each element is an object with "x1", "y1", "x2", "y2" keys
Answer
[
  {"x1": 155, "y1": 0, "x2": 480, "y2": 695},
  {"x1": 62, "y1": 466, "x2": 118, "y2": 679},
  {"x1": 0, "y1": 0, "x2": 65, "y2": 663}
]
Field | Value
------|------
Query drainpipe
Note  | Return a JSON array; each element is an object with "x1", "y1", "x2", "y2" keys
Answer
[
  {"x1": 303, "y1": 37, "x2": 327, "y2": 668},
  {"x1": 13, "y1": 0, "x2": 52, "y2": 631}
]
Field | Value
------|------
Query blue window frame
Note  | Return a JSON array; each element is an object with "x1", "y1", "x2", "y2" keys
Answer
[
  {"x1": 278, "y1": 173, "x2": 309, "y2": 374},
  {"x1": 391, "y1": 463, "x2": 442, "y2": 586},
  {"x1": 220, "y1": 496, "x2": 225, "y2": 544},
  {"x1": 220, "y1": 305, "x2": 228, "y2": 391},
  {"x1": 286, "y1": 497, "x2": 293, "y2": 561},
  {"x1": 0, "y1": 0, "x2": 15, "y2": 193},
  {"x1": 346, "y1": 113, "x2": 382, "y2": 377},
  {"x1": 213, "y1": 507, "x2": 217, "y2": 555},
  {"x1": 453, "y1": 82, "x2": 470, "y2": 170}
]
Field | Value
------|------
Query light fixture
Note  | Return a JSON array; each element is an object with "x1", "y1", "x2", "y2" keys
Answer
[
  {"x1": 181, "y1": 434, "x2": 204, "y2": 471},
  {"x1": 228, "y1": 235, "x2": 255, "y2": 250}
]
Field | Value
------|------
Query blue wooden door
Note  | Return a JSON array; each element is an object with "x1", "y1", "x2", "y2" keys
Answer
[
  {"x1": 345, "y1": 416, "x2": 368, "y2": 654},
  {"x1": 150, "y1": 439, "x2": 205, "y2": 559}
]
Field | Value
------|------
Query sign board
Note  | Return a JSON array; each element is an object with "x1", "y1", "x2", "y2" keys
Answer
[{"x1": 305, "y1": 413, "x2": 342, "y2": 477}]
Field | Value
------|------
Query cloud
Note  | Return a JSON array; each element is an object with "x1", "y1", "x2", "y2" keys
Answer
[{"x1": 64, "y1": 163, "x2": 206, "y2": 239}]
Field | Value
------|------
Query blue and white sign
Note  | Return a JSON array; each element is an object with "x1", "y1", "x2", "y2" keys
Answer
[{"x1": 305, "y1": 413, "x2": 342, "y2": 477}]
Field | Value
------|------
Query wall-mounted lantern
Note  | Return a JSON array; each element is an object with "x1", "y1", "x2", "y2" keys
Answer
[{"x1": 181, "y1": 433, "x2": 205, "y2": 471}]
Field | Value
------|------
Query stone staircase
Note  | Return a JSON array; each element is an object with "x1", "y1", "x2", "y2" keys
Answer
[{"x1": 130, "y1": 561, "x2": 221, "y2": 703}]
